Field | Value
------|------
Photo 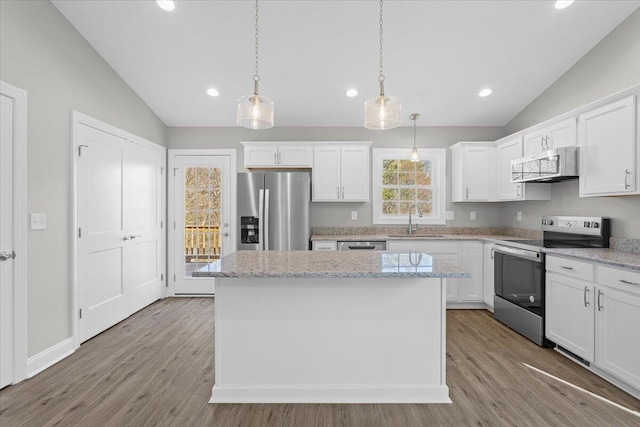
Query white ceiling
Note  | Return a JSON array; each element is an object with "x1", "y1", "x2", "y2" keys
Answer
[{"x1": 52, "y1": 0, "x2": 639, "y2": 128}]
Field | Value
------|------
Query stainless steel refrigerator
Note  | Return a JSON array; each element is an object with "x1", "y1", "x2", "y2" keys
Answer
[{"x1": 237, "y1": 172, "x2": 310, "y2": 251}]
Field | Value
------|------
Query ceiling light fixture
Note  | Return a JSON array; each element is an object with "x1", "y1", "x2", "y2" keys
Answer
[
  {"x1": 364, "y1": 0, "x2": 401, "y2": 130},
  {"x1": 410, "y1": 113, "x2": 420, "y2": 162},
  {"x1": 478, "y1": 88, "x2": 493, "y2": 97},
  {"x1": 207, "y1": 88, "x2": 220, "y2": 97},
  {"x1": 554, "y1": 0, "x2": 575, "y2": 10},
  {"x1": 346, "y1": 89, "x2": 358, "y2": 98},
  {"x1": 156, "y1": 1, "x2": 175, "y2": 12},
  {"x1": 237, "y1": 0, "x2": 274, "y2": 130}
]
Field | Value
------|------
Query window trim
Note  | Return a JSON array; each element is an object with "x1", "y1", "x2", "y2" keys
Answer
[{"x1": 372, "y1": 148, "x2": 446, "y2": 225}]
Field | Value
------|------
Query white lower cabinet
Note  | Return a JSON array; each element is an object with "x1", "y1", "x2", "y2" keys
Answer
[
  {"x1": 546, "y1": 255, "x2": 640, "y2": 393},
  {"x1": 312, "y1": 241, "x2": 337, "y2": 251},
  {"x1": 387, "y1": 240, "x2": 484, "y2": 306},
  {"x1": 483, "y1": 243, "x2": 495, "y2": 309}
]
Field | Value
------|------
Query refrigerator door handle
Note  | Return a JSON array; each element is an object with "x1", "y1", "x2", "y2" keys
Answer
[
  {"x1": 264, "y1": 189, "x2": 270, "y2": 251},
  {"x1": 258, "y1": 189, "x2": 264, "y2": 251}
]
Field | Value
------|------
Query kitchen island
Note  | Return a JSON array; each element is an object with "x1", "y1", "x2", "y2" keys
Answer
[{"x1": 194, "y1": 250, "x2": 470, "y2": 404}]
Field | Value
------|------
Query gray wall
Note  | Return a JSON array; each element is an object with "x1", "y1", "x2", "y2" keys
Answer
[
  {"x1": 501, "y1": 8, "x2": 640, "y2": 239},
  {"x1": 168, "y1": 126, "x2": 505, "y2": 228},
  {"x1": 0, "y1": 1, "x2": 167, "y2": 357}
]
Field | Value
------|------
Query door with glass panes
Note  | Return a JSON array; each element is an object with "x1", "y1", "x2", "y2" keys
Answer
[{"x1": 170, "y1": 153, "x2": 233, "y2": 294}]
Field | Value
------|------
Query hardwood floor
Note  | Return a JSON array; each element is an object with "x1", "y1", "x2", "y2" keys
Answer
[{"x1": 1, "y1": 298, "x2": 638, "y2": 426}]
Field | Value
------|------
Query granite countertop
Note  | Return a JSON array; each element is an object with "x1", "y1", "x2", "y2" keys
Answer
[
  {"x1": 311, "y1": 234, "x2": 527, "y2": 242},
  {"x1": 544, "y1": 248, "x2": 640, "y2": 271},
  {"x1": 192, "y1": 250, "x2": 471, "y2": 279}
]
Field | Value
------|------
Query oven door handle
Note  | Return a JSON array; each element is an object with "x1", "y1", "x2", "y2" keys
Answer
[{"x1": 494, "y1": 245, "x2": 542, "y2": 263}]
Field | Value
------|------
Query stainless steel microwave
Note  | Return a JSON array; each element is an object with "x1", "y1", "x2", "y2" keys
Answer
[{"x1": 511, "y1": 146, "x2": 578, "y2": 183}]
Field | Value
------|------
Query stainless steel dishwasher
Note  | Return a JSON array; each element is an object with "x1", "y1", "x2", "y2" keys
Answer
[{"x1": 337, "y1": 241, "x2": 386, "y2": 251}]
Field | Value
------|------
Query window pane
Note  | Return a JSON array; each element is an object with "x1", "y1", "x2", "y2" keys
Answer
[
  {"x1": 418, "y1": 202, "x2": 432, "y2": 216},
  {"x1": 416, "y1": 172, "x2": 431, "y2": 185},
  {"x1": 399, "y1": 188, "x2": 415, "y2": 201},
  {"x1": 416, "y1": 160, "x2": 431, "y2": 173},
  {"x1": 399, "y1": 173, "x2": 415, "y2": 185},
  {"x1": 209, "y1": 167, "x2": 222, "y2": 188},
  {"x1": 383, "y1": 160, "x2": 399, "y2": 172},
  {"x1": 382, "y1": 188, "x2": 398, "y2": 200},
  {"x1": 398, "y1": 202, "x2": 413, "y2": 214},
  {"x1": 398, "y1": 160, "x2": 415, "y2": 172},
  {"x1": 185, "y1": 190, "x2": 197, "y2": 212},
  {"x1": 197, "y1": 211, "x2": 209, "y2": 226},
  {"x1": 210, "y1": 190, "x2": 221, "y2": 211},
  {"x1": 382, "y1": 172, "x2": 398, "y2": 185},
  {"x1": 382, "y1": 202, "x2": 398, "y2": 214},
  {"x1": 185, "y1": 168, "x2": 197, "y2": 189},
  {"x1": 417, "y1": 188, "x2": 433, "y2": 201},
  {"x1": 196, "y1": 167, "x2": 209, "y2": 188},
  {"x1": 210, "y1": 211, "x2": 221, "y2": 227},
  {"x1": 184, "y1": 212, "x2": 196, "y2": 226}
]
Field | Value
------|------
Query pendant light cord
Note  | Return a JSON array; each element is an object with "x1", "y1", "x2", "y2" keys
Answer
[
  {"x1": 378, "y1": 0, "x2": 385, "y2": 95},
  {"x1": 253, "y1": 0, "x2": 260, "y2": 94}
]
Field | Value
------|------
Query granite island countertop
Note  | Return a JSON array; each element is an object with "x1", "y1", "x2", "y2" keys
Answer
[{"x1": 193, "y1": 250, "x2": 471, "y2": 279}]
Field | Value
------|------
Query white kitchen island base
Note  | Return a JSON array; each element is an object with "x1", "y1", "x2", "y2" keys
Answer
[{"x1": 211, "y1": 277, "x2": 450, "y2": 404}]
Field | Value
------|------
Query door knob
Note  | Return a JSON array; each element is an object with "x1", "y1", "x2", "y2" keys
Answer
[
  {"x1": 218, "y1": 232, "x2": 229, "y2": 237},
  {"x1": 0, "y1": 251, "x2": 16, "y2": 261}
]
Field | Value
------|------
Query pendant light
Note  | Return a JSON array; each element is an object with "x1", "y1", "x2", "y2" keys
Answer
[
  {"x1": 237, "y1": 0, "x2": 274, "y2": 130},
  {"x1": 365, "y1": 0, "x2": 401, "y2": 130},
  {"x1": 410, "y1": 113, "x2": 420, "y2": 162}
]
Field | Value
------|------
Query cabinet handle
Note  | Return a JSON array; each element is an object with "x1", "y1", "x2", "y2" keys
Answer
[
  {"x1": 545, "y1": 135, "x2": 551, "y2": 150},
  {"x1": 619, "y1": 279, "x2": 640, "y2": 286},
  {"x1": 584, "y1": 287, "x2": 589, "y2": 307},
  {"x1": 337, "y1": 186, "x2": 340, "y2": 198},
  {"x1": 465, "y1": 187, "x2": 469, "y2": 199},
  {"x1": 516, "y1": 184, "x2": 521, "y2": 198},
  {"x1": 561, "y1": 266, "x2": 574, "y2": 270},
  {"x1": 274, "y1": 152, "x2": 277, "y2": 165},
  {"x1": 490, "y1": 248, "x2": 494, "y2": 259},
  {"x1": 341, "y1": 187, "x2": 345, "y2": 199},
  {"x1": 278, "y1": 151, "x2": 282, "y2": 164},
  {"x1": 624, "y1": 169, "x2": 631, "y2": 190},
  {"x1": 540, "y1": 139, "x2": 544, "y2": 150},
  {"x1": 597, "y1": 289, "x2": 603, "y2": 311}
]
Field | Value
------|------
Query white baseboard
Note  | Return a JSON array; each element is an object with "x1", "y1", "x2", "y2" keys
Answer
[
  {"x1": 27, "y1": 337, "x2": 74, "y2": 378},
  {"x1": 446, "y1": 301, "x2": 486, "y2": 309},
  {"x1": 210, "y1": 384, "x2": 452, "y2": 404}
]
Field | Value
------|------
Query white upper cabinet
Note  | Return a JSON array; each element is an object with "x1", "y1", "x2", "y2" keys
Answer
[
  {"x1": 450, "y1": 142, "x2": 495, "y2": 202},
  {"x1": 312, "y1": 143, "x2": 370, "y2": 202},
  {"x1": 523, "y1": 118, "x2": 576, "y2": 157},
  {"x1": 242, "y1": 142, "x2": 313, "y2": 168},
  {"x1": 496, "y1": 136, "x2": 550, "y2": 201},
  {"x1": 579, "y1": 96, "x2": 638, "y2": 197}
]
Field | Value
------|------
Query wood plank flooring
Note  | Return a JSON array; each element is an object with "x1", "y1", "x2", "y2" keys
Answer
[{"x1": 1, "y1": 298, "x2": 639, "y2": 426}]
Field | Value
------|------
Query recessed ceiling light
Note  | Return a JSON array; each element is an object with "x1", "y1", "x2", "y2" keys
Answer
[
  {"x1": 156, "y1": 1, "x2": 175, "y2": 12},
  {"x1": 478, "y1": 88, "x2": 493, "y2": 97},
  {"x1": 206, "y1": 88, "x2": 220, "y2": 97},
  {"x1": 554, "y1": 1, "x2": 575, "y2": 10},
  {"x1": 346, "y1": 89, "x2": 358, "y2": 98}
]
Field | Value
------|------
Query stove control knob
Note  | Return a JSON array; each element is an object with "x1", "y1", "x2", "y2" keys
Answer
[
  {"x1": 542, "y1": 220, "x2": 546, "y2": 225},
  {"x1": 592, "y1": 222, "x2": 599, "y2": 228},
  {"x1": 548, "y1": 220, "x2": 553, "y2": 226},
  {"x1": 584, "y1": 221, "x2": 590, "y2": 228}
]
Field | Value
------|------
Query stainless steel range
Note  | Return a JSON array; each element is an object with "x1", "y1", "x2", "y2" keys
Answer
[{"x1": 493, "y1": 216, "x2": 610, "y2": 346}]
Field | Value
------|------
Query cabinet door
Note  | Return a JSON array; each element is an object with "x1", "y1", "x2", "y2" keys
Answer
[
  {"x1": 463, "y1": 147, "x2": 492, "y2": 201},
  {"x1": 340, "y1": 146, "x2": 369, "y2": 201},
  {"x1": 244, "y1": 145, "x2": 278, "y2": 167},
  {"x1": 497, "y1": 137, "x2": 523, "y2": 200},
  {"x1": 523, "y1": 129, "x2": 547, "y2": 157},
  {"x1": 579, "y1": 96, "x2": 636, "y2": 196},
  {"x1": 546, "y1": 118, "x2": 576, "y2": 150},
  {"x1": 278, "y1": 146, "x2": 313, "y2": 167},
  {"x1": 312, "y1": 146, "x2": 341, "y2": 201},
  {"x1": 483, "y1": 244, "x2": 495, "y2": 308},
  {"x1": 438, "y1": 253, "x2": 460, "y2": 301},
  {"x1": 545, "y1": 273, "x2": 595, "y2": 362},
  {"x1": 460, "y1": 242, "x2": 483, "y2": 301},
  {"x1": 595, "y1": 286, "x2": 640, "y2": 389}
]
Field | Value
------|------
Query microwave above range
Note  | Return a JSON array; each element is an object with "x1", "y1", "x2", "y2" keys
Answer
[{"x1": 511, "y1": 146, "x2": 578, "y2": 183}]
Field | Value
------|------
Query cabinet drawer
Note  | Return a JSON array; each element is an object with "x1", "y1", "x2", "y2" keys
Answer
[
  {"x1": 598, "y1": 265, "x2": 640, "y2": 292},
  {"x1": 546, "y1": 256, "x2": 594, "y2": 282},
  {"x1": 312, "y1": 241, "x2": 337, "y2": 251}
]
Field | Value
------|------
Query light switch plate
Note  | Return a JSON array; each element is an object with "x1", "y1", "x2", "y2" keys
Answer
[
  {"x1": 517, "y1": 211, "x2": 522, "y2": 222},
  {"x1": 445, "y1": 211, "x2": 454, "y2": 220},
  {"x1": 30, "y1": 213, "x2": 47, "y2": 230},
  {"x1": 470, "y1": 211, "x2": 476, "y2": 220},
  {"x1": 351, "y1": 211, "x2": 358, "y2": 221}
]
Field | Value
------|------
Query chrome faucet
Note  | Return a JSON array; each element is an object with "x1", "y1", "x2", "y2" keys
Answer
[{"x1": 408, "y1": 204, "x2": 423, "y2": 235}]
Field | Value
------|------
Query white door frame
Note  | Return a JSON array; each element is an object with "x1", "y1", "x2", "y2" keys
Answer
[
  {"x1": 0, "y1": 81, "x2": 28, "y2": 384},
  {"x1": 71, "y1": 111, "x2": 167, "y2": 349},
  {"x1": 167, "y1": 149, "x2": 237, "y2": 296}
]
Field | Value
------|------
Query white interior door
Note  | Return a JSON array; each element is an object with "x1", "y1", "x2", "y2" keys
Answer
[
  {"x1": 0, "y1": 94, "x2": 15, "y2": 388},
  {"x1": 170, "y1": 153, "x2": 234, "y2": 295},
  {"x1": 77, "y1": 124, "x2": 163, "y2": 343}
]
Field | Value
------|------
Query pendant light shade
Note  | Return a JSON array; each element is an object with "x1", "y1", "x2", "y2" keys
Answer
[
  {"x1": 410, "y1": 113, "x2": 420, "y2": 162},
  {"x1": 365, "y1": 0, "x2": 401, "y2": 130},
  {"x1": 237, "y1": 0, "x2": 274, "y2": 130}
]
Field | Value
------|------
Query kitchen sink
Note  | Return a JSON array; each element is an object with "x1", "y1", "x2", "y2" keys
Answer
[{"x1": 386, "y1": 234, "x2": 446, "y2": 238}]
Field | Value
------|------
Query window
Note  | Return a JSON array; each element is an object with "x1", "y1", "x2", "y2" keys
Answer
[{"x1": 373, "y1": 148, "x2": 446, "y2": 225}]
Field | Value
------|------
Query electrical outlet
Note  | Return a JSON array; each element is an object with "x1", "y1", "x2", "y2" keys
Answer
[
  {"x1": 517, "y1": 211, "x2": 522, "y2": 222},
  {"x1": 470, "y1": 211, "x2": 476, "y2": 220},
  {"x1": 30, "y1": 213, "x2": 47, "y2": 230},
  {"x1": 445, "y1": 211, "x2": 454, "y2": 221},
  {"x1": 351, "y1": 211, "x2": 358, "y2": 221}
]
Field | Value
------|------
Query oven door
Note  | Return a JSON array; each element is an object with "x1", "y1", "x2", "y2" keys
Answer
[{"x1": 494, "y1": 245, "x2": 544, "y2": 316}]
